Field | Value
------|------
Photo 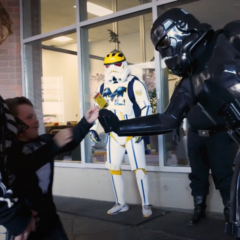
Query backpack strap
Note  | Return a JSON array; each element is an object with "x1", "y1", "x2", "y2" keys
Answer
[
  {"x1": 128, "y1": 76, "x2": 151, "y2": 154},
  {"x1": 100, "y1": 83, "x2": 104, "y2": 95},
  {"x1": 127, "y1": 76, "x2": 137, "y2": 104},
  {"x1": 128, "y1": 76, "x2": 141, "y2": 117}
]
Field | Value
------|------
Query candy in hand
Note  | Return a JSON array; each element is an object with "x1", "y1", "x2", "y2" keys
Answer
[{"x1": 93, "y1": 93, "x2": 108, "y2": 109}]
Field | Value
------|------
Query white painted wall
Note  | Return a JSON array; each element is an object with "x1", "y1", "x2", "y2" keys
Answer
[
  {"x1": 53, "y1": 167, "x2": 224, "y2": 213},
  {"x1": 42, "y1": 45, "x2": 80, "y2": 123}
]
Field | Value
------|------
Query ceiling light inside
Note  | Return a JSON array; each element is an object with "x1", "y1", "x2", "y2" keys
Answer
[
  {"x1": 52, "y1": 36, "x2": 73, "y2": 42},
  {"x1": 87, "y1": 2, "x2": 113, "y2": 16},
  {"x1": 73, "y1": 2, "x2": 113, "y2": 16}
]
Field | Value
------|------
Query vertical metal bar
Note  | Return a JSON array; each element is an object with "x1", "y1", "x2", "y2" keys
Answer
[
  {"x1": 19, "y1": 0, "x2": 26, "y2": 96},
  {"x1": 21, "y1": 0, "x2": 32, "y2": 39},
  {"x1": 79, "y1": 0, "x2": 87, "y2": 22},
  {"x1": 20, "y1": 0, "x2": 34, "y2": 101},
  {"x1": 152, "y1": 0, "x2": 164, "y2": 170},
  {"x1": 112, "y1": 0, "x2": 118, "y2": 50},
  {"x1": 152, "y1": 0, "x2": 163, "y2": 112},
  {"x1": 76, "y1": 0, "x2": 86, "y2": 165},
  {"x1": 139, "y1": 15, "x2": 146, "y2": 63}
]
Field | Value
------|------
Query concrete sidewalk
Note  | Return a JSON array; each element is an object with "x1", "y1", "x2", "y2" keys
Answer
[
  {"x1": 56, "y1": 196, "x2": 233, "y2": 240},
  {"x1": 0, "y1": 197, "x2": 234, "y2": 240},
  {"x1": 59, "y1": 211, "x2": 185, "y2": 240}
]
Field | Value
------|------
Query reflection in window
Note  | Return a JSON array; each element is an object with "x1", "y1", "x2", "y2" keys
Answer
[
  {"x1": 79, "y1": 0, "x2": 152, "y2": 21},
  {"x1": 22, "y1": 0, "x2": 76, "y2": 38},
  {"x1": 82, "y1": 13, "x2": 158, "y2": 166},
  {"x1": 24, "y1": 33, "x2": 81, "y2": 162}
]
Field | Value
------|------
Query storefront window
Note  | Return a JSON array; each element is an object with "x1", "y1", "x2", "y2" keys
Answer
[
  {"x1": 22, "y1": 0, "x2": 76, "y2": 38},
  {"x1": 81, "y1": 12, "x2": 159, "y2": 166},
  {"x1": 161, "y1": 61, "x2": 189, "y2": 167},
  {"x1": 24, "y1": 32, "x2": 81, "y2": 162},
  {"x1": 21, "y1": 0, "x2": 237, "y2": 171},
  {"x1": 156, "y1": 2, "x2": 191, "y2": 168},
  {"x1": 79, "y1": 0, "x2": 152, "y2": 21}
]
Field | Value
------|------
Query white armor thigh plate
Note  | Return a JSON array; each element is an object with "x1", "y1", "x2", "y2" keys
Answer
[
  {"x1": 126, "y1": 139, "x2": 146, "y2": 171},
  {"x1": 106, "y1": 134, "x2": 126, "y2": 167},
  {"x1": 110, "y1": 132, "x2": 127, "y2": 146}
]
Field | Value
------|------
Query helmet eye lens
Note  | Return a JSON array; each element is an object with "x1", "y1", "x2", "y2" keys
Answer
[
  {"x1": 157, "y1": 36, "x2": 170, "y2": 50},
  {"x1": 105, "y1": 63, "x2": 122, "y2": 68},
  {"x1": 114, "y1": 62, "x2": 122, "y2": 67}
]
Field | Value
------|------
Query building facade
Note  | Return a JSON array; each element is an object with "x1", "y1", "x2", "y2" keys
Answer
[{"x1": 2, "y1": 0, "x2": 239, "y2": 215}]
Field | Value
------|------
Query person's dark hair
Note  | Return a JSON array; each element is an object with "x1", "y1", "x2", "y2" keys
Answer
[
  {"x1": 0, "y1": 1, "x2": 13, "y2": 44},
  {"x1": 5, "y1": 97, "x2": 33, "y2": 117}
]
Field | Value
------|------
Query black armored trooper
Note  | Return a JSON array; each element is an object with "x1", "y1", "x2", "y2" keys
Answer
[{"x1": 98, "y1": 8, "x2": 240, "y2": 238}]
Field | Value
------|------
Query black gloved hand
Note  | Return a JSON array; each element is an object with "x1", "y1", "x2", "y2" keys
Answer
[{"x1": 98, "y1": 109, "x2": 120, "y2": 133}]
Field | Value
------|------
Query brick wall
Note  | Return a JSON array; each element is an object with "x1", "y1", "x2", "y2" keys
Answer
[{"x1": 0, "y1": 0, "x2": 22, "y2": 99}]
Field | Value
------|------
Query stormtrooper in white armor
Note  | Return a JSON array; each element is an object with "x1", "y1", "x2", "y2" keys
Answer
[{"x1": 90, "y1": 51, "x2": 153, "y2": 217}]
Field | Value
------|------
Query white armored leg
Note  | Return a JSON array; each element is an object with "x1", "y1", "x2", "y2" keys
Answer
[
  {"x1": 126, "y1": 138, "x2": 152, "y2": 217},
  {"x1": 106, "y1": 134, "x2": 129, "y2": 214},
  {"x1": 135, "y1": 168, "x2": 152, "y2": 217},
  {"x1": 135, "y1": 169, "x2": 150, "y2": 206},
  {"x1": 110, "y1": 173, "x2": 125, "y2": 205}
]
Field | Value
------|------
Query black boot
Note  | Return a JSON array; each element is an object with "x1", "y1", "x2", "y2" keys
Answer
[
  {"x1": 187, "y1": 196, "x2": 207, "y2": 225},
  {"x1": 223, "y1": 200, "x2": 230, "y2": 222}
]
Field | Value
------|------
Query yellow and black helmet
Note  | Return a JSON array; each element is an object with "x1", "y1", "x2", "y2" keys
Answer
[{"x1": 104, "y1": 51, "x2": 126, "y2": 65}]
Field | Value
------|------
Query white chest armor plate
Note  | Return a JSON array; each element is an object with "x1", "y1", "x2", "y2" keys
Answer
[{"x1": 103, "y1": 78, "x2": 134, "y2": 118}]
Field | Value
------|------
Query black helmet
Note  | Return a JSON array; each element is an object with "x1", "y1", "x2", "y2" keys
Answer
[{"x1": 151, "y1": 8, "x2": 213, "y2": 76}]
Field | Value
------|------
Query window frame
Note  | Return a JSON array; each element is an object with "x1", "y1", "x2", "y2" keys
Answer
[{"x1": 20, "y1": 0, "x2": 193, "y2": 173}]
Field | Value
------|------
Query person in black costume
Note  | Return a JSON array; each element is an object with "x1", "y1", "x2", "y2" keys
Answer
[
  {"x1": 170, "y1": 83, "x2": 236, "y2": 225},
  {"x1": 186, "y1": 118, "x2": 235, "y2": 224},
  {"x1": 98, "y1": 8, "x2": 240, "y2": 238}
]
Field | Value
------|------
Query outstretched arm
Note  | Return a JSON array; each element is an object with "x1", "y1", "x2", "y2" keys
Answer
[
  {"x1": 58, "y1": 106, "x2": 100, "y2": 153},
  {"x1": 99, "y1": 77, "x2": 195, "y2": 136},
  {"x1": 8, "y1": 107, "x2": 100, "y2": 175},
  {"x1": 89, "y1": 86, "x2": 102, "y2": 143},
  {"x1": 90, "y1": 86, "x2": 101, "y2": 132}
]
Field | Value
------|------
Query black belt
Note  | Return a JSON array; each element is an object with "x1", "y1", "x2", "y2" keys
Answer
[{"x1": 191, "y1": 126, "x2": 227, "y2": 137}]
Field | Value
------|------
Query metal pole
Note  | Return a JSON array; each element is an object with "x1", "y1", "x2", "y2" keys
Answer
[
  {"x1": 112, "y1": 0, "x2": 119, "y2": 50},
  {"x1": 139, "y1": 15, "x2": 146, "y2": 63}
]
